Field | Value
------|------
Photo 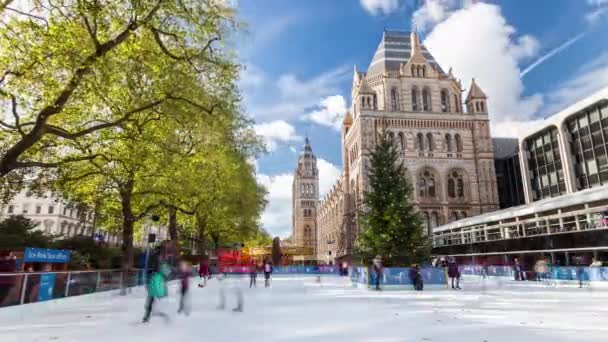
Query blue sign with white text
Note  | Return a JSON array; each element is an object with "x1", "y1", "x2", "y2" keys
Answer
[
  {"x1": 38, "y1": 273, "x2": 56, "y2": 302},
  {"x1": 24, "y1": 248, "x2": 71, "y2": 263}
]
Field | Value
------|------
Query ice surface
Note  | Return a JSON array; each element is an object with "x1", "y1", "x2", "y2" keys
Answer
[{"x1": 1, "y1": 275, "x2": 608, "y2": 342}]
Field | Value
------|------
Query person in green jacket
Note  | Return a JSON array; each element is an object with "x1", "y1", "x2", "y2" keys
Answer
[{"x1": 142, "y1": 263, "x2": 171, "y2": 323}]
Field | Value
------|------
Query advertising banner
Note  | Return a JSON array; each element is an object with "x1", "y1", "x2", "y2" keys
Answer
[
  {"x1": 24, "y1": 248, "x2": 71, "y2": 264},
  {"x1": 38, "y1": 273, "x2": 56, "y2": 302}
]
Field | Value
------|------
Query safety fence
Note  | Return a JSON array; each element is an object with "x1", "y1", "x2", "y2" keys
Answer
[
  {"x1": 350, "y1": 267, "x2": 447, "y2": 288},
  {"x1": 0, "y1": 269, "x2": 144, "y2": 309},
  {"x1": 216, "y1": 265, "x2": 341, "y2": 274},
  {"x1": 460, "y1": 264, "x2": 608, "y2": 282}
]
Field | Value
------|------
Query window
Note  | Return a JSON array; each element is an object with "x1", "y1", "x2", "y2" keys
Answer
[
  {"x1": 447, "y1": 171, "x2": 466, "y2": 199},
  {"x1": 430, "y1": 212, "x2": 439, "y2": 229},
  {"x1": 63, "y1": 207, "x2": 68, "y2": 216},
  {"x1": 411, "y1": 87, "x2": 420, "y2": 111},
  {"x1": 398, "y1": 132, "x2": 405, "y2": 150},
  {"x1": 418, "y1": 171, "x2": 437, "y2": 198},
  {"x1": 445, "y1": 134, "x2": 453, "y2": 152},
  {"x1": 388, "y1": 131, "x2": 395, "y2": 142},
  {"x1": 454, "y1": 95, "x2": 460, "y2": 113},
  {"x1": 455, "y1": 134, "x2": 463, "y2": 153},
  {"x1": 22, "y1": 203, "x2": 29, "y2": 214},
  {"x1": 422, "y1": 66, "x2": 426, "y2": 78},
  {"x1": 7, "y1": 205, "x2": 14, "y2": 214},
  {"x1": 441, "y1": 89, "x2": 450, "y2": 112},
  {"x1": 416, "y1": 133, "x2": 424, "y2": 151},
  {"x1": 526, "y1": 126, "x2": 566, "y2": 201},
  {"x1": 48, "y1": 206, "x2": 54, "y2": 214},
  {"x1": 390, "y1": 88, "x2": 398, "y2": 112},
  {"x1": 372, "y1": 93, "x2": 377, "y2": 110},
  {"x1": 422, "y1": 88, "x2": 431, "y2": 111},
  {"x1": 480, "y1": 102, "x2": 485, "y2": 112},
  {"x1": 426, "y1": 133, "x2": 433, "y2": 151},
  {"x1": 36, "y1": 205, "x2": 41, "y2": 214}
]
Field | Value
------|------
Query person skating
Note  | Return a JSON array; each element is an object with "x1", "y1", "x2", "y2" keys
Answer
[
  {"x1": 447, "y1": 258, "x2": 461, "y2": 289},
  {"x1": 249, "y1": 261, "x2": 257, "y2": 288},
  {"x1": 409, "y1": 264, "x2": 423, "y2": 291},
  {"x1": 263, "y1": 260, "x2": 273, "y2": 288},
  {"x1": 513, "y1": 257, "x2": 524, "y2": 281},
  {"x1": 177, "y1": 260, "x2": 191, "y2": 315},
  {"x1": 142, "y1": 263, "x2": 170, "y2": 323},
  {"x1": 372, "y1": 256, "x2": 383, "y2": 291},
  {"x1": 198, "y1": 259, "x2": 209, "y2": 287}
]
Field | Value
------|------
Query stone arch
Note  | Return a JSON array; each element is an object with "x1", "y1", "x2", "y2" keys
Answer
[{"x1": 416, "y1": 167, "x2": 440, "y2": 201}]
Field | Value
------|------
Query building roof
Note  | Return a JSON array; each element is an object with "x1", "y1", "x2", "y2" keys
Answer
[
  {"x1": 465, "y1": 78, "x2": 487, "y2": 102},
  {"x1": 366, "y1": 30, "x2": 444, "y2": 77},
  {"x1": 434, "y1": 185, "x2": 608, "y2": 233},
  {"x1": 357, "y1": 76, "x2": 374, "y2": 94},
  {"x1": 342, "y1": 111, "x2": 353, "y2": 125},
  {"x1": 492, "y1": 137, "x2": 519, "y2": 159}
]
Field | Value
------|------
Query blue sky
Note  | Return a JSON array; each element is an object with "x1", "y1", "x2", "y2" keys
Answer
[{"x1": 234, "y1": 0, "x2": 608, "y2": 238}]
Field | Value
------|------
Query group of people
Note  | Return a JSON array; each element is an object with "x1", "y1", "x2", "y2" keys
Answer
[
  {"x1": 142, "y1": 260, "x2": 192, "y2": 323},
  {"x1": 248, "y1": 260, "x2": 274, "y2": 288}
]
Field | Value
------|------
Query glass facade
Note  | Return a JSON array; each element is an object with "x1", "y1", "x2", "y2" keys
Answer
[
  {"x1": 567, "y1": 101, "x2": 608, "y2": 190},
  {"x1": 526, "y1": 127, "x2": 566, "y2": 201}
]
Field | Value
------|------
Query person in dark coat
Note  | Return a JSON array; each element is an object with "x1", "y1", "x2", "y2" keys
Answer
[
  {"x1": 177, "y1": 261, "x2": 191, "y2": 315},
  {"x1": 198, "y1": 259, "x2": 209, "y2": 287},
  {"x1": 513, "y1": 257, "x2": 524, "y2": 281},
  {"x1": 447, "y1": 258, "x2": 461, "y2": 290},
  {"x1": 249, "y1": 261, "x2": 257, "y2": 288},
  {"x1": 372, "y1": 256, "x2": 383, "y2": 291},
  {"x1": 409, "y1": 265, "x2": 423, "y2": 291}
]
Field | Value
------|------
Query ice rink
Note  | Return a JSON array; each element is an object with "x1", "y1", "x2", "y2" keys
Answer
[{"x1": 2, "y1": 275, "x2": 608, "y2": 342}]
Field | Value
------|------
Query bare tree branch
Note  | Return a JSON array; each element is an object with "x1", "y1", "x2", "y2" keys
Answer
[{"x1": 5, "y1": 6, "x2": 49, "y2": 25}]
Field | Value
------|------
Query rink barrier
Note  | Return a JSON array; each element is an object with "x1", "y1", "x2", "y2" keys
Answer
[
  {"x1": 213, "y1": 265, "x2": 340, "y2": 275},
  {"x1": 0, "y1": 269, "x2": 144, "y2": 309},
  {"x1": 350, "y1": 266, "x2": 448, "y2": 290},
  {"x1": 460, "y1": 264, "x2": 608, "y2": 282}
]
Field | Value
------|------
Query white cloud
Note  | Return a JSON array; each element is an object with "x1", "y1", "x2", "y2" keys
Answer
[
  {"x1": 424, "y1": 2, "x2": 543, "y2": 129},
  {"x1": 317, "y1": 158, "x2": 341, "y2": 198},
  {"x1": 254, "y1": 120, "x2": 302, "y2": 151},
  {"x1": 543, "y1": 53, "x2": 608, "y2": 116},
  {"x1": 303, "y1": 95, "x2": 347, "y2": 131},
  {"x1": 360, "y1": 0, "x2": 400, "y2": 15},
  {"x1": 586, "y1": 0, "x2": 608, "y2": 24},
  {"x1": 257, "y1": 173, "x2": 293, "y2": 238},
  {"x1": 490, "y1": 119, "x2": 544, "y2": 138},
  {"x1": 412, "y1": 0, "x2": 459, "y2": 31},
  {"x1": 241, "y1": 64, "x2": 350, "y2": 122},
  {"x1": 239, "y1": 63, "x2": 265, "y2": 88}
]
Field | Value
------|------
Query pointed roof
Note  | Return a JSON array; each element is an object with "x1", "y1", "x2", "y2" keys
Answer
[
  {"x1": 342, "y1": 111, "x2": 353, "y2": 125},
  {"x1": 357, "y1": 76, "x2": 373, "y2": 94},
  {"x1": 366, "y1": 30, "x2": 444, "y2": 77},
  {"x1": 466, "y1": 78, "x2": 487, "y2": 102}
]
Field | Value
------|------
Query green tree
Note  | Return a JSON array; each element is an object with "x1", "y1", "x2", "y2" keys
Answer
[
  {"x1": 0, "y1": 0, "x2": 237, "y2": 198},
  {"x1": 355, "y1": 132, "x2": 430, "y2": 266},
  {"x1": 0, "y1": 215, "x2": 53, "y2": 250}
]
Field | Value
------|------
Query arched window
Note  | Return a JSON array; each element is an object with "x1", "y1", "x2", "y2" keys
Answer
[
  {"x1": 398, "y1": 132, "x2": 405, "y2": 150},
  {"x1": 447, "y1": 170, "x2": 466, "y2": 199},
  {"x1": 367, "y1": 97, "x2": 371, "y2": 108},
  {"x1": 431, "y1": 212, "x2": 439, "y2": 229},
  {"x1": 422, "y1": 66, "x2": 426, "y2": 78},
  {"x1": 451, "y1": 211, "x2": 459, "y2": 222},
  {"x1": 475, "y1": 102, "x2": 480, "y2": 112},
  {"x1": 455, "y1": 134, "x2": 463, "y2": 152},
  {"x1": 411, "y1": 87, "x2": 420, "y2": 111},
  {"x1": 426, "y1": 133, "x2": 433, "y2": 151},
  {"x1": 454, "y1": 95, "x2": 459, "y2": 113},
  {"x1": 411, "y1": 65, "x2": 415, "y2": 77},
  {"x1": 361, "y1": 97, "x2": 365, "y2": 108},
  {"x1": 388, "y1": 131, "x2": 395, "y2": 142},
  {"x1": 418, "y1": 170, "x2": 437, "y2": 198},
  {"x1": 441, "y1": 89, "x2": 450, "y2": 112},
  {"x1": 416, "y1": 133, "x2": 424, "y2": 151},
  {"x1": 422, "y1": 87, "x2": 431, "y2": 111},
  {"x1": 445, "y1": 134, "x2": 452, "y2": 152},
  {"x1": 390, "y1": 88, "x2": 398, "y2": 111},
  {"x1": 372, "y1": 93, "x2": 377, "y2": 109},
  {"x1": 480, "y1": 102, "x2": 485, "y2": 112}
]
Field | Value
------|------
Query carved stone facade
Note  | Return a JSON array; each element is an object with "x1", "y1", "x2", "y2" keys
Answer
[
  {"x1": 292, "y1": 138, "x2": 319, "y2": 249},
  {"x1": 315, "y1": 30, "x2": 499, "y2": 262}
]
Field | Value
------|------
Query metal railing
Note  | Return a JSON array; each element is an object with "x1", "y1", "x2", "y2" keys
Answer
[{"x1": 0, "y1": 269, "x2": 143, "y2": 309}]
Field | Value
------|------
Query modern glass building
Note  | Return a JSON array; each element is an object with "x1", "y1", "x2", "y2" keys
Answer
[{"x1": 433, "y1": 87, "x2": 608, "y2": 265}]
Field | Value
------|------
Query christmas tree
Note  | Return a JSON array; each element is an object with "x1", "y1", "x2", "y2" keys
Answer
[{"x1": 355, "y1": 131, "x2": 430, "y2": 266}]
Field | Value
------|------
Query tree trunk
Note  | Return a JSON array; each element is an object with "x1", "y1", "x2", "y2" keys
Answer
[
  {"x1": 167, "y1": 205, "x2": 180, "y2": 257},
  {"x1": 119, "y1": 181, "x2": 135, "y2": 294},
  {"x1": 196, "y1": 215, "x2": 207, "y2": 255}
]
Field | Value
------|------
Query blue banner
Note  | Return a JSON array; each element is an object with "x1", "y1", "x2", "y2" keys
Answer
[
  {"x1": 369, "y1": 267, "x2": 447, "y2": 286},
  {"x1": 38, "y1": 273, "x2": 56, "y2": 302},
  {"x1": 24, "y1": 248, "x2": 71, "y2": 263}
]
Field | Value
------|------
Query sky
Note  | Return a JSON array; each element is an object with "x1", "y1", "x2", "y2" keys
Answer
[{"x1": 232, "y1": 0, "x2": 608, "y2": 238}]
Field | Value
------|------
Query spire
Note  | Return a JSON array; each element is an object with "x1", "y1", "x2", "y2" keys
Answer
[
  {"x1": 342, "y1": 111, "x2": 353, "y2": 126},
  {"x1": 466, "y1": 78, "x2": 487, "y2": 102},
  {"x1": 303, "y1": 135, "x2": 312, "y2": 153},
  {"x1": 409, "y1": 30, "x2": 427, "y2": 64}
]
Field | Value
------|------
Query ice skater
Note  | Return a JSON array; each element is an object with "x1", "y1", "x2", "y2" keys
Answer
[
  {"x1": 372, "y1": 256, "x2": 383, "y2": 291},
  {"x1": 142, "y1": 263, "x2": 170, "y2": 323},
  {"x1": 177, "y1": 260, "x2": 191, "y2": 315},
  {"x1": 198, "y1": 259, "x2": 209, "y2": 287},
  {"x1": 513, "y1": 257, "x2": 524, "y2": 281},
  {"x1": 263, "y1": 260, "x2": 273, "y2": 288},
  {"x1": 249, "y1": 261, "x2": 257, "y2": 288},
  {"x1": 447, "y1": 258, "x2": 461, "y2": 290},
  {"x1": 217, "y1": 272, "x2": 244, "y2": 312},
  {"x1": 409, "y1": 264, "x2": 423, "y2": 291}
]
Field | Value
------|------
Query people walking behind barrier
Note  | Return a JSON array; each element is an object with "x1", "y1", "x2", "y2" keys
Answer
[
  {"x1": 142, "y1": 263, "x2": 171, "y2": 323},
  {"x1": 534, "y1": 256, "x2": 549, "y2": 282},
  {"x1": 513, "y1": 257, "x2": 524, "y2": 281},
  {"x1": 264, "y1": 260, "x2": 273, "y2": 288},
  {"x1": 249, "y1": 261, "x2": 257, "y2": 288},
  {"x1": 372, "y1": 256, "x2": 384, "y2": 291},
  {"x1": 198, "y1": 259, "x2": 209, "y2": 287},
  {"x1": 590, "y1": 257, "x2": 602, "y2": 267},
  {"x1": 447, "y1": 258, "x2": 461, "y2": 290},
  {"x1": 177, "y1": 260, "x2": 191, "y2": 315}
]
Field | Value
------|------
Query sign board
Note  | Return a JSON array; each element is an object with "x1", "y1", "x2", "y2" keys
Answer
[
  {"x1": 38, "y1": 273, "x2": 56, "y2": 302},
  {"x1": 24, "y1": 248, "x2": 71, "y2": 264}
]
